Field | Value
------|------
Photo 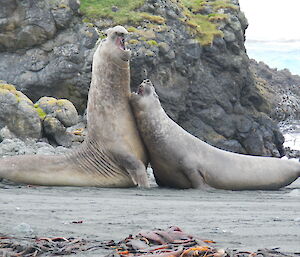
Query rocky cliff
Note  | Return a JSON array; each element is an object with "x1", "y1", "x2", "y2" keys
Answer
[
  {"x1": 0, "y1": 0, "x2": 98, "y2": 110},
  {"x1": 0, "y1": 0, "x2": 286, "y2": 157},
  {"x1": 250, "y1": 59, "x2": 300, "y2": 122}
]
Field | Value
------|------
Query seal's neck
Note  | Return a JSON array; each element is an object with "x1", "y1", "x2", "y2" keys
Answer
[
  {"x1": 86, "y1": 44, "x2": 131, "y2": 139},
  {"x1": 91, "y1": 46, "x2": 130, "y2": 98},
  {"x1": 136, "y1": 104, "x2": 171, "y2": 141}
]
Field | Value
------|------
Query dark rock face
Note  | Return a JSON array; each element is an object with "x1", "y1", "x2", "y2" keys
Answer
[
  {"x1": 0, "y1": 0, "x2": 56, "y2": 51},
  {"x1": 0, "y1": 0, "x2": 285, "y2": 157},
  {"x1": 0, "y1": 0, "x2": 98, "y2": 112}
]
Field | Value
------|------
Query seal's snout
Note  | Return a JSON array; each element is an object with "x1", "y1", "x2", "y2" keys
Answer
[
  {"x1": 107, "y1": 25, "x2": 129, "y2": 53},
  {"x1": 136, "y1": 79, "x2": 155, "y2": 97},
  {"x1": 143, "y1": 79, "x2": 152, "y2": 87}
]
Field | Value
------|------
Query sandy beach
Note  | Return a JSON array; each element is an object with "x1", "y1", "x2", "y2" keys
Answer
[{"x1": 0, "y1": 178, "x2": 299, "y2": 256}]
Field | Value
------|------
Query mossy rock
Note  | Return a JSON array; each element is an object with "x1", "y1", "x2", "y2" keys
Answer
[
  {"x1": 34, "y1": 105, "x2": 47, "y2": 119},
  {"x1": 0, "y1": 83, "x2": 16, "y2": 91},
  {"x1": 0, "y1": 84, "x2": 41, "y2": 139},
  {"x1": 36, "y1": 96, "x2": 79, "y2": 127},
  {"x1": 146, "y1": 40, "x2": 158, "y2": 46},
  {"x1": 127, "y1": 27, "x2": 138, "y2": 33},
  {"x1": 128, "y1": 39, "x2": 140, "y2": 45},
  {"x1": 140, "y1": 13, "x2": 165, "y2": 24}
]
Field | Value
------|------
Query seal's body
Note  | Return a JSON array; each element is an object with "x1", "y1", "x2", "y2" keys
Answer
[
  {"x1": 0, "y1": 26, "x2": 149, "y2": 187},
  {"x1": 130, "y1": 80, "x2": 300, "y2": 190}
]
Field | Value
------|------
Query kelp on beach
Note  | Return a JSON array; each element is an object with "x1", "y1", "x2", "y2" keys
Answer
[{"x1": 1, "y1": 227, "x2": 299, "y2": 257}]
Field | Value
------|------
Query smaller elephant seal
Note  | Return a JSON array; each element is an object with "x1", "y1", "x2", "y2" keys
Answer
[{"x1": 130, "y1": 80, "x2": 300, "y2": 190}]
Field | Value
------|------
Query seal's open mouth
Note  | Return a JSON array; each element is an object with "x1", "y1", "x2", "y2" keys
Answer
[
  {"x1": 116, "y1": 36, "x2": 126, "y2": 50},
  {"x1": 137, "y1": 85, "x2": 144, "y2": 95}
]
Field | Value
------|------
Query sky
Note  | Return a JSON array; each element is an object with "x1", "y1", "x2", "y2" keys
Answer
[
  {"x1": 238, "y1": 0, "x2": 300, "y2": 75},
  {"x1": 239, "y1": 0, "x2": 300, "y2": 41}
]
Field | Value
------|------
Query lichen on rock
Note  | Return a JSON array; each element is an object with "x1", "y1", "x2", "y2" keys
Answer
[
  {"x1": 36, "y1": 97, "x2": 79, "y2": 127},
  {"x1": 0, "y1": 83, "x2": 42, "y2": 140}
]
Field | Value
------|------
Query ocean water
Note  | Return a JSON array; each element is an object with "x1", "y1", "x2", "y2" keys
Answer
[{"x1": 246, "y1": 40, "x2": 300, "y2": 76}]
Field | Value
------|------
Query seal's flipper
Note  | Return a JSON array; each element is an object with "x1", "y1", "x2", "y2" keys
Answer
[
  {"x1": 114, "y1": 152, "x2": 149, "y2": 188},
  {"x1": 183, "y1": 168, "x2": 211, "y2": 190}
]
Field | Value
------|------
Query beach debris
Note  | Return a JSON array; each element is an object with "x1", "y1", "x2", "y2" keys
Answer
[
  {"x1": 71, "y1": 220, "x2": 84, "y2": 224},
  {"x1": 104, "y1": 226, "x2": 300, "y2": 257},
  {"x1": 0, "y1": 236, "x2": 104, "y2": 256},
  {"x1": 104, "y1": 226, "x2": 224, "y2": 257},
  {"x1": 0, "y1": 227, "x2": 299, "y2": 257}
]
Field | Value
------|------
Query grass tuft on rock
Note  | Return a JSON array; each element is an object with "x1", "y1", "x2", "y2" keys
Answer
[
  {"x1": 173, "y1": 0, "x2": 237, "y2": 45},
  {"x1": 80, "y1": 0, "x2": 238, "y2": 45},
  {"x1": 80, "y1": 0, "x2": 146, "y2": 25}
]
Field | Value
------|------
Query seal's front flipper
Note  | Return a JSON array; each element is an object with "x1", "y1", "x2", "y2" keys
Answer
[
  {"x1": 184, "y1": 168, "x2": 211, "y2": 190},
  {"x1": 116, "y1": 153, "x2": 150, "y2": 188}
]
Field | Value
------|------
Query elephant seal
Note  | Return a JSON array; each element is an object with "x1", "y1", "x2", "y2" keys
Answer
[
  {"x1": 0, "y1": 26, "x2": 149, "y2": 188},
  {"x1": 130, "y1": 80, "x2": 300, "y2": 190}
]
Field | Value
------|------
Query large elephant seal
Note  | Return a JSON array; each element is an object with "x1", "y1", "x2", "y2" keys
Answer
[
  {"x1": 0, "y1": 26, "x2": 149, "y2": 188},
  {"x1": 130, "y1": 80, "x2": 300, "y2": 190}
]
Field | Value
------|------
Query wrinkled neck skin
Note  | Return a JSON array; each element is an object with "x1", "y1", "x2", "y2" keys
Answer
[
  {"x1": 91, "y1": 40, "x2": 130, "y2": 101},
  {"x1": 133, "y1": 99, "x2": 171, "y2": 143},
  {"x1": 87, "y1": 41, "x2": 130, "y2": 141}
]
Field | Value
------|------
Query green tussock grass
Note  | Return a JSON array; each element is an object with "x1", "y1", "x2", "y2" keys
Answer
[
  {"x1": 80, "y1": 0, "x2": 238, "y2": 45},
  {"x1": 172, "y1": 0, "x2": 237, "y2": 45},
  {"x1": 80, "y1": 0, "x2": 146, "y2": 24},
  {"x1": 211, "y1": 0, "x2": 238, "y2": 11},
  {"x1": 181, "y1": 0, "x2": 238, "y2": 12}
]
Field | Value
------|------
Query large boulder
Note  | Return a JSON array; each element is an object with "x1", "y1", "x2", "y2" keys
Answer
[
  {"x1": 0, "y1": 83, "x2": 41, "y2": 140},
  {"x1": 35, "y1": 96, "x2": 79, "y2": 147},
  {"x1": 36, "y1": 96, "x2": 79, "y2": 127}
]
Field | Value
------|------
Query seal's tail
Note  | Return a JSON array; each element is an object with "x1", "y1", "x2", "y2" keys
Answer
[{"x1": 0, "y1": 154, "x2": 73, "y2": 186}]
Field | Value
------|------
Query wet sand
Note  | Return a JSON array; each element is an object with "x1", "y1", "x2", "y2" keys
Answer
[{"x1": 0, "y1": 178, "x2": 299, "y2": 256}]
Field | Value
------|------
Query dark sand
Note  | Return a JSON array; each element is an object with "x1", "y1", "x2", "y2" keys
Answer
[{"x1": 0, "y1": 177, "x2": 299, "y2": 256}]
